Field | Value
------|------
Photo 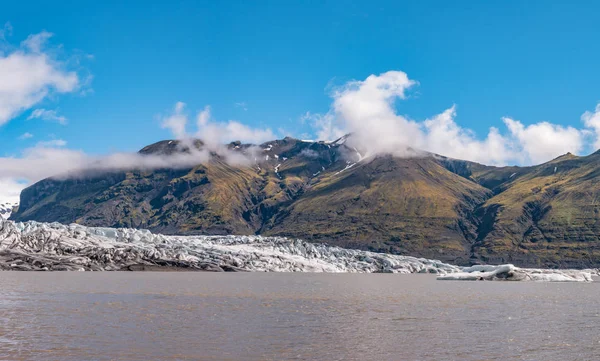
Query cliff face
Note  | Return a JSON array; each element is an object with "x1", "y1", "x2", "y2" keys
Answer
[{"x1": 12, "y1": 137, "x2": 600, "y2": 267}]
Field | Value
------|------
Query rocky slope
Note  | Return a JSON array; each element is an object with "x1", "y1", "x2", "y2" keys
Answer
[{"x1": 12, "y1": 135, "x2": 600, "y2": 267}]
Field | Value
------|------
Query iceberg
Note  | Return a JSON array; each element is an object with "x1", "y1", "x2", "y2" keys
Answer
[{"x1": 437, "y1": 264, "x2": 594, "y2": 282}]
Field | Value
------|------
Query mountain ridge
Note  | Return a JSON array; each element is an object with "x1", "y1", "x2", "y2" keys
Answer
[{"x1": 11, "y1": 135, "x2": 600, "y2": 267}]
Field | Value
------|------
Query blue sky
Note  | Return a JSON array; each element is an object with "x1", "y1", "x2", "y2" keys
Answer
[{"x1": 1, "y1": 0, "x2": 600, "y2": 199}]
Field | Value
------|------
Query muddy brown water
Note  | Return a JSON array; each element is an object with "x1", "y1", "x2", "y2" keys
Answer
[{"x1": 0, "y1": 272, "x2": 598, "y2": 360}]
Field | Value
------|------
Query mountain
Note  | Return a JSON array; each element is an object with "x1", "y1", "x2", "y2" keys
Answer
[
  {"x1": 11, "y1": 136, "x2": 600, "y2": 267},
  {"x1": 471, "y1": 152, "x2": 600, "y2": 268}
]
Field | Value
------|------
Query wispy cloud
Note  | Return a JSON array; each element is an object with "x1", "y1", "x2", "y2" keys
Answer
[
  {"x1": 27, "y1": 108, "x2": 68, "y2": 125},
  {"x1": 18, "y1": 132, "x2": 33, "y2": 140},
  {"x1": 0, "y1": 98, "x2": 273, "y2": 201},
  {"x1": 0, "y1": 135, "x2": 261, "y2": 200},
  {"x1": 20, "y1": 31, "x2": 53, "y2": 53},
  {"x1": 301, "y1": 111, "x2": 344, "y2": 141},
  {"x1": 235, "y1": 102, "x2": 248, "y2": 111},
  {"x1": 0, "y1": 22, "x2": 12, "y2": 40},
  {"x1": 0, "y1": 102, "x2": 274, "y2": 199},
  {"x1": 36, "y1": 139, "x2": 67, "y2": 147}
]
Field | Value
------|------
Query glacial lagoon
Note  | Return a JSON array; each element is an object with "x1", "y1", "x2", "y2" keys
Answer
[{"x1": 0, "y1": 272, "x2": 598, "y2": 361}]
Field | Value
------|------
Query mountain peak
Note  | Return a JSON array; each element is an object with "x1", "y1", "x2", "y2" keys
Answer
[
  {"x1": 138, "y1": 139, "x2": 205, "y2": 155},
  {"x1": 548, "y1": 152, "x2": 578, "y2": 163}
]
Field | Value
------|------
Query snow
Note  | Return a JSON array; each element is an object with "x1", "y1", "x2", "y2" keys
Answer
[
  {"x1": 331, "y1": 134, "x2": 350, "y2": 145},
  {"x1": 554, "y1": 166, "x2": 557, "y2": 173},
  {"x1": 335, "y1": 162, "x2": 357, "y2": 175},
  {"x1": 437, "y1": 264, "x2": 593, "y2": 282},
  {"x1": 274, "y1": 164, "x2": 281, "y2": 177},
  {"x1": 264, "y1": 144, "x2": 273, "y2": 151},
  {"x1": 265, "y1": 155, "x2": 269, "y2": 161},
  {"x1": 509, "y1": 172, "x2": 517, "y2": 178},
  {"x1": 254, "y1": 157, "x2": 261, "y2": 171},
  {"x1": 353, "y1": 147, "x2": 364, "y2": 161}
]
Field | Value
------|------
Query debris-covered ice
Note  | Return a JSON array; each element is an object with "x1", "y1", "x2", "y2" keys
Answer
[
  {"x1": 437, "y1": 264, "x2": 593, "y2": 282},
  {"x1": 0, "y1": 219, "x2": 458, "y2": 273}
]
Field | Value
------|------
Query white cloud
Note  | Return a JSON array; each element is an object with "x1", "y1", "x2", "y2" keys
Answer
[
  {"x1": 503, "y1": 118, "x2": 584, "y2": 164},
  {"x1": 0, "y1": 145, "x2": 89, "y2": 182},
  {"x1": 160, "y1": 101, "x2": 188, "y2": 139},
  {"x1": 222, "y1": 121, "x2": 275, "y2": 144},
  {"x1": 301, "y1": 111, "x2": 345, "y2": 141},
  {"x1": 196, "y1": 105, "x2": 211, "y2": 127},
  {"x1": 160, "y1": 102, "x2": 275, "y2": 145},
  {"x1": 0, "y1": 178, "x2": 26, "y2": 204},
  {"x1": 582, "y1": 103, "x2": 600, "y2": 149},
  {"x1": 422, "y1": 106, "x2": 515, "y2": 165},
  {"x1": 18, "y1": 132, "x2": 33, "y2": 140},
  {"x1": 310, "y1": 70, "x2": 597, "y2": 165},
  {"x1": 326, "y1": 71, "x2": 425, "y2": 156},
  {"x1": 27, "y1": 108, "x2": 68, "y2": 125},
  {"x1": 195, "y1": 106, "x2": 275, "y2": 146},
  {"x1": 0, "y1": 30, "x2": 80, "y2": 125}
]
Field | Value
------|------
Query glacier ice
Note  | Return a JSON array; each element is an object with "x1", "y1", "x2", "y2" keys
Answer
[
  {"x1": 437, "y1": 264, "x2": 594, "y2": 282},
  {"x1": 0, "y1": 218, "x2": 595, "y2": 281},
  {"x1": 0, "y1": 202, "x2": 17, "y2": 220},
  {"x1": 0, "y1": 219, "x2": 458, "y2": 273}
]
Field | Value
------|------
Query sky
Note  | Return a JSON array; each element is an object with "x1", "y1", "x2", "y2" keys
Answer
[{"x1": 2, "y1": 0, "x2": 600, "y2": 201}]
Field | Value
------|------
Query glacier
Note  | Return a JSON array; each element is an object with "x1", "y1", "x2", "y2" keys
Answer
[
  {"x1": 0, "y1": 219, "x2": 458, "y2": 273},
  {"x1": 0, "y1": 219, "x2": 594, "y2": 281}
]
